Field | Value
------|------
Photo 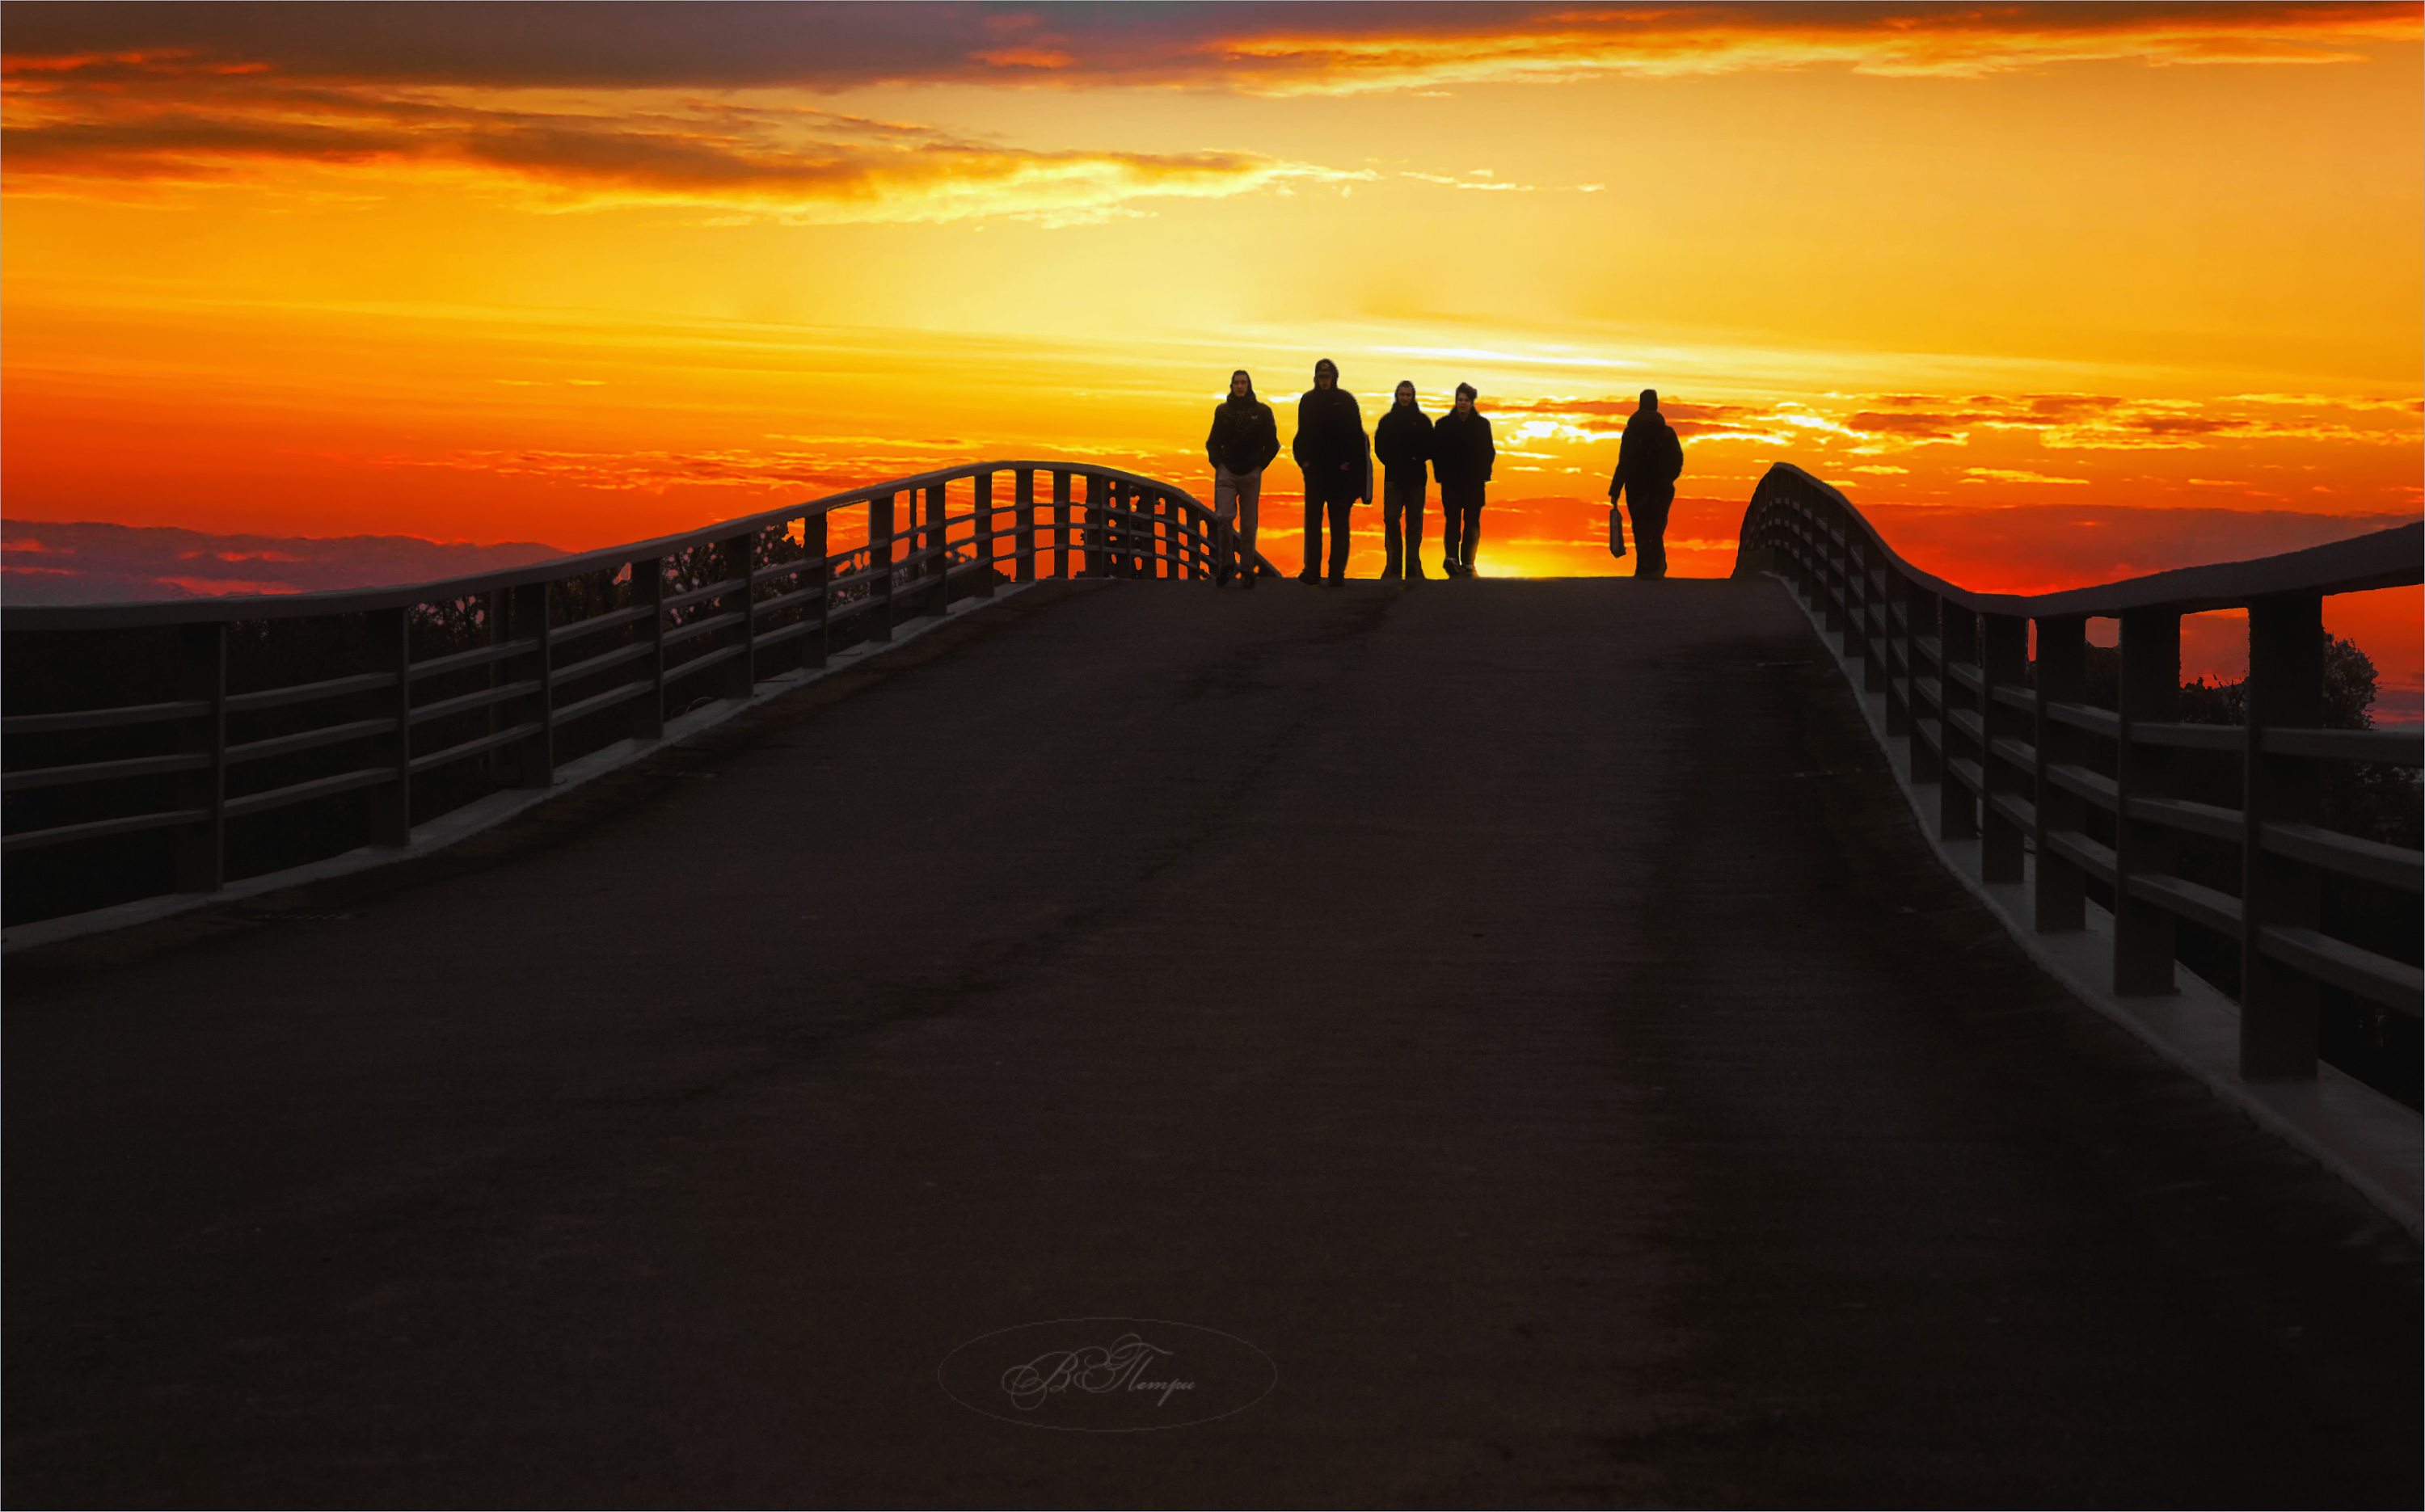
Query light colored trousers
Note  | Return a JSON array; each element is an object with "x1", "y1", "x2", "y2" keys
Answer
[{"x1": 1212, "y1": 466, "x2": 1263, "y2": 564}]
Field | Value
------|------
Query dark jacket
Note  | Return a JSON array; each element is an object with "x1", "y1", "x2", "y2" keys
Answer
[
  {"x1": 1373, "y1": 402, "x2": 1432, "y2": 488},
  {"x1": 1293, "y1": 386, "x2": 1369, "y2": 503},
  {"x1": 1431, "y1": 408, "x2": 1496, "y2": 495},
  {"x1": 1610, "y1": 410, "x2": 1683, "y2": 499},
  {"x1": 1207, "y1": 395, "x2": 1280, "y2": 476}
]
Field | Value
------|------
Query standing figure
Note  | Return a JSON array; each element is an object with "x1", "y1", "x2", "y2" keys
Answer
[
  {"x1": 1432, "y1": 382, "x2": 1495, "y2": 577},
  {"x1": 1609, "y1": 389, "x2": 1685, "y2": 579},
  {"x1": 1373, "y1": 381, "x2": 1433, "y2": 581},
  {"x1": 1291, "y1": 358, "x2": 1369, "y2": 583},
  {"x1": 1206, "y1": 369, "x2": 1279, "y2": 588}
]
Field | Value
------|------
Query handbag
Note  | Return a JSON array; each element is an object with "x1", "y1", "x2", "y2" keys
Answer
[{"x1": 1608, "y1": 503, "x2": 1627, "y2": 558}]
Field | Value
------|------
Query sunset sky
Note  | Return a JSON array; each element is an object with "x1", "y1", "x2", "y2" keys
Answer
[{"x1": 4, "y1": 2, "x2": 2419, "y2": 704}]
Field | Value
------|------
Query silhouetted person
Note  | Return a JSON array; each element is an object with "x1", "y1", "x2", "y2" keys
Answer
[
  {"x1": 1206, "y1": 369, "x2": 1279, "y2": 588},
  {"x1": 1432, "y1": 383, "x2": 1495, "y2": 576},
  {"x1": 1373, "y1": 381, "x2": 1432, "y2": 581},
  {"x1": 1292, "y1": 358, "x2": 1369, "y2": 583},
  {"x1": 1609, "y1": 389, "x2": 1683, "y2": 579}
]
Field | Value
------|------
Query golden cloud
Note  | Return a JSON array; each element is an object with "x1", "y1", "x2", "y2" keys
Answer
[
  {"x1": 1201, "y1": 5, "x2": 2417, "y2": 95},
  {"x1": 1834, "y1": 391, "x2": 2424, "y2": 452},
  {"x1": 1, "y1": 65, "x2": 1369, "y2": 223}
]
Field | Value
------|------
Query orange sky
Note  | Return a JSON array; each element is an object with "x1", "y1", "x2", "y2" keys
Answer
[{"x1": 4, "y1": 2, "x2": 2419, "y2": 705}]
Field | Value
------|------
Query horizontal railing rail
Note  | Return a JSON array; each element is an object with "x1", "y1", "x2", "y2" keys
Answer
[
  {"x1": 3, "y1": 461, "x2": 1272, "y2": 920},
  {"x1": 1738, "y1": 462, "x2": 2422, "y2": 1086}
]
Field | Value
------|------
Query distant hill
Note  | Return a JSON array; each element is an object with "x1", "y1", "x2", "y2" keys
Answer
[{"x1": 2, "y1": 520, "x2": 572, "y2": 604}]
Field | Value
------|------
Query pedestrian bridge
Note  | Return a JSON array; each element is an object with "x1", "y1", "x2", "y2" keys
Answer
[{"x1": 4, "y1": 463, "x2": 2419, "y2": 1505}]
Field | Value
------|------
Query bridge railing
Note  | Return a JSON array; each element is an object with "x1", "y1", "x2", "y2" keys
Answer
[
  {"x1": 2, "y1": 461, "x2": 1266, "y2": 923},
  {"x1": 1739, "y1": 463, "x2": 2422, "y2": 1083}
]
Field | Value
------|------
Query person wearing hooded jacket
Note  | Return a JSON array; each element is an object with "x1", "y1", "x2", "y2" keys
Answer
[
  {"x1": 1609, "y1": 389, "x2": 1685, "y2": 579},
  {"x1": 1206, "y1": 369, "x2": 1280, "y2": 586},
  {"x1": 1431, "y1": 382, "x2": 1495, "y2": 576},
  {"x1": 1373, "y1": 380, "x2": 1433, "y2": 581},
  {"x1": 1291, "y1": 358, "x2": 1369, "y2": 583}
]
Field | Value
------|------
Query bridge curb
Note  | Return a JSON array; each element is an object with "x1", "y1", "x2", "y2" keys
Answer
[
  {"x1": 1, "y1": 583, "x2": 1044, "y2": 956},
  {"x1": 1771, "y1": 574, "x2": 2424, "y2": 1241}
]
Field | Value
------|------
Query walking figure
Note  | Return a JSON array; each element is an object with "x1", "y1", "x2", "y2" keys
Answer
[
  {"x1": 1432, "y1": 383, "x2": 1495, "y2": 577},
  {"x1": 1206, "y1": 369, "x2": 1278, "y2": 587},
  {"x1": 1609, "y1": 390, "x2": 1684, "y2": 579},
  {"x1": 1292, "y1": 359, "x2": 1369, "y2": 583},
  {"x1": 1373, "y1": 381, "x2": 1432, "y2": 581}
]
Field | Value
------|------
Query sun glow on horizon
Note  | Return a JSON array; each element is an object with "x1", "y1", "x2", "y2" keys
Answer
[{"x1": 4, "y1": 2, "x2": 2419, "y2": 701}]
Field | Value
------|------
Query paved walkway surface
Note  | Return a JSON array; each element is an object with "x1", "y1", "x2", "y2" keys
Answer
[{"x1": 6, "y1": 578, "x2": 2418, "y2": 1508}]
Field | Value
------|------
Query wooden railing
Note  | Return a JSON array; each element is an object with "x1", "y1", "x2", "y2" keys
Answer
[
  {"x1": 1739, "y1": 463, "x2": 2422, "y2": 1083},
  {"x1": 2, "y1": 461, "x2": 1267, "y2": 919}
]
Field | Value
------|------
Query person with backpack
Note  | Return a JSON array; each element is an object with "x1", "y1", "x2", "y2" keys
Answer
[
  {"x1": 1609, "y1": 389, "x2": 1685, "y2": 579},
  {"x1": 1291, "y1": 358, "x2": 1369, "y2": 583},
  {"x1": 1205, "y1": 369, "x2": 1279, "y2": 587},
  {"x1": 1431, "y1": 382, "x2": 1495, "y2": 577},
  {"x1": 1373, "y1": 380, "x2": 1433, "y2": 581}
]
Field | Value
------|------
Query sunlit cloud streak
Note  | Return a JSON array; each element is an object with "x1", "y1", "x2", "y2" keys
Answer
[
  {"x1": 6, "y1": 0, "x2": 2411, "y2": 221},
  {"x1": 0, "y1": 516, "x2": 565, "y2": 602},
  {"x1": 1487, "y1": 390, "x2": 2424, "y2": 456},
  {"x1": 1490, "y1": 396, "x2": 1797, "y2": 442},
  {"x1": 2, "y1": 64, "x2": 1366, "y2": 223},
  {"x1": 6, "y1": 2, "x2": 2413, "y2": 97},
  {"x1": 1832, "y1": 392, "x2": 2423, "y2": 452}
]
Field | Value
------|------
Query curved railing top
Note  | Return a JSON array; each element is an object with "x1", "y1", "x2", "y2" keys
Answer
[
  {"x1": 2, "y1": 459, "x2": 1208, "y2": 633},
  {"x1": 1756, "y1": 463, "x2": 2423, "y2": 617}
]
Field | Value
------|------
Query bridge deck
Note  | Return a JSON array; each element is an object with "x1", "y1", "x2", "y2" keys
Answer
[{"x1": 6, "y1": 577, "x2": 2417, "y2": 1506}]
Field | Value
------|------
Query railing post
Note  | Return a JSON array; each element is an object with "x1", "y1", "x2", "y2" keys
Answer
[
  {"x1": 1820, "y1": 503, "x2": 1849, "y2": 636},
  {"x1": 1114, "y1": 481, "x2": 1130, "y2": 577},
  {"x1": 1799, "y1": 498, "x2": 1824, "y2": 606},
  {"x1": 1980, "y1": 611, "x2": 2028, "y2": 882},
  {"x1": 923, "y1": 482, "x2": 947, "y2": 616},
  {"x1": 1126, "y1": 483, "x2": 1145, "y2": 579},
  {"x1": 479, "y1": 589, "x2": 504, "y2": 783},
  {"x1": 367, "y1": 605, "x2": 411, "y2": 847},
  {"x1": 1052, "y1": 470, "x2": 1072, "y2": 579},
  {"x1": 1014, "y1": 470, "x2": 1038, "y2": 583},
  {"x1": 173, "y1": 620, "x2": 226, "y2": 892},
  {"x1": 871, "y1": 493, "x2": 896, "y2": 641},
  {"x1": 1882, "y1": 571, "x2": 1913, "y2": 737},
  {"x1": 974, "y1": 470, "x2": 997, "y2": 599},
  {"x1": 2113, "y1": 608, "x2": 2181, "y2": 995},
  {"x1": 1863, "y1": 555, "x2": 1890, "y2": 695},
  {"x1": 800, "y1": 516, "x2": 829, "y2": 669},
  {"x1": 1907, "y1": 588, "x2": 1945, "y2": 785},
  {"x1": 2034, "y1": 614, "x2": 2088, "y2": 932},
  {"x1": 1082, "y1": 475, "x2": 1106, "y2": 577},
  {"x1": 2242, "y1": 592, "x2": 2325, "y2": 1079},
  {"x1": 631, "y1": 557, "x2": 665, "y2": 738},
  {"x1": 1844, "y1": 532, "x2": 1875, "y2": 688},
  {"x1": 507, "y1": 581, "x2": 552, "y2": 789},
  {"x1": 1939, "y1": 604, "x2": 1980, "y2": 840},
  {"x1": 720, "y1": 532, "x2": 757, "y2": 697},
  {"x1": 1141, "y1": 486, "x2": 1156, "y2": 579},
  {"x1": 1780, "y1": 495, "x2": 1808, "y2": 601}
]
